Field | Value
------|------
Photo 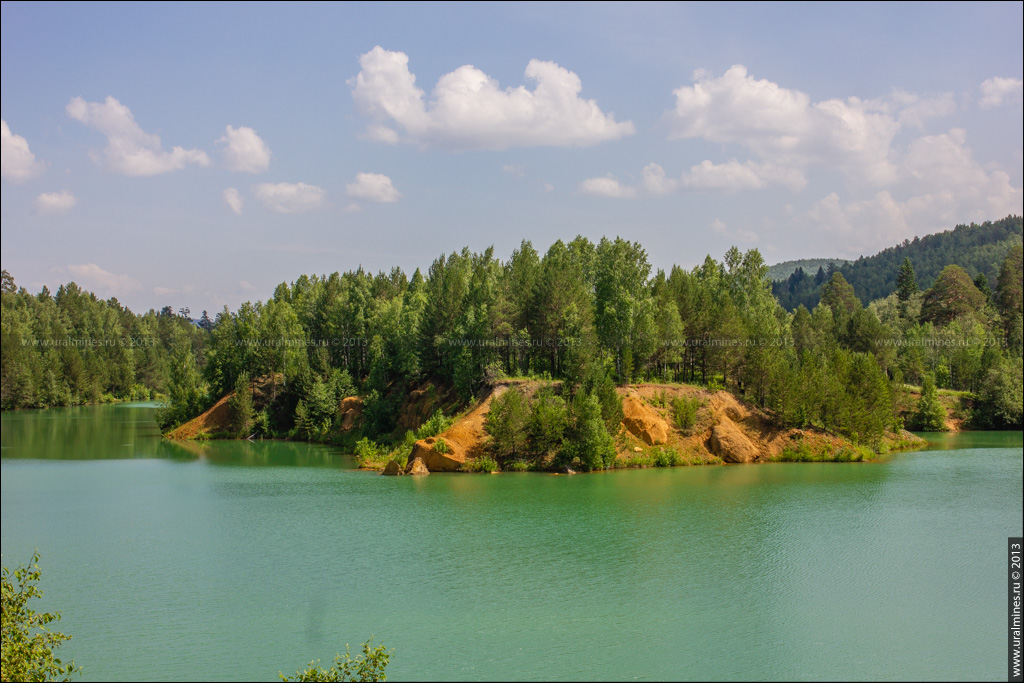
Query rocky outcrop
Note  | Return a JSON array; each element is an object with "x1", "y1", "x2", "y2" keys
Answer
[
  {"x1": 406, "y1": 385, "x2": 515, "y2": 471},
  {"x1": 708, "y1": 416, "x2": 760, "y2": 463},
  {"x1": 408, "y1": 437, "x2": 466, "y2": 471},
  {"x1": 338, "y1": 396, "x2": 363, "y2": 432},
  {"x1": 397, "y1": 385, "x2": 440, "y2": 431},
  {"x1": 405, "y1": 457, "x2": 430, "y2": 476},
  {"x1": 381, "y1": 460, "x2": 404, "y2": 476},
  {"x1": 621, "y1": 395, "x2": 670, "y2": 445}
]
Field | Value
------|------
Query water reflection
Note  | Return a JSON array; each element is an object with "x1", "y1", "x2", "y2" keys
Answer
[{"x1": 0, "y1": 403, "x2": 354, "y2": 468}]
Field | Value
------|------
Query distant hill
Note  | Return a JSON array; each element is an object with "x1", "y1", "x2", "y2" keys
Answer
[
  {"x1": 767, "y1": 258, "x2": 848, "y2": 282},
  {"x1": 772, "y1": 215, "x2": 1023, "y2": 311}
]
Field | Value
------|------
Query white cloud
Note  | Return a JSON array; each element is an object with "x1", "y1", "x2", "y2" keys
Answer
[
  {"x1": 799, "y1": 131, "x2": 1022, "y2": 257},
  {"x1": 582, "y1": 160, "x2": 805, "y2": 199},
  {"x1": 66, "y1": 263, "x2": 142, "y2": 295},
  {"x1": 217, "y1": 125, "x2": 271, "y2": 173},
  {"x1": 66, "y1": 96, "x2": 210, "y2": 175},
  {"x1": 682, "y1": 160, "x2": 806, "y2": 192},
  {"x1": 579, "y1": 175, "x2": 638, "y2": 199},
  {"x1": 254, "y1": 182, "x2": 327, "y2": 213},
  {"x1": 1, "y1": 119, "x2": 47, "y2": 182},
  {"x1": 502, "y1": 164, "x2": 525, "y2": 177},
  {"x1": 665, "y1": 65, "x2": 907, "y2": 185},
  {"x1": 979, "y1": 76, "x2": 1024, "y2": 109},
  {"x1": 346, "y1": 172, "x2": 400, "y2": 203},
  {"x1": 223, "y1": 187, "x2": 243, "y2": 215},
  {"x1": 35, "y1": 190, "x2": 76, "y2": 215},
  {"x1": 350, "y1": 46, "x2": 635, "y2": 150},
  {"x1": 882, "y1": 89, "x2": 956, "y2": 128}
]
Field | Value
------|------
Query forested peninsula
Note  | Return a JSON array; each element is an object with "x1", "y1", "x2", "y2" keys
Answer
[{"x1": 2, "y1": 217, "x2": 1022, "y2": 473}]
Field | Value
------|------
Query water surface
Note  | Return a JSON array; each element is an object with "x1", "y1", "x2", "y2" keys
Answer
[{"x1": 2, "y1": 404, "x2": 1020, "y2": 681}]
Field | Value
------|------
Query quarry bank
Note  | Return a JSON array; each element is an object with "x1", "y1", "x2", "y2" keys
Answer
[{"x1": 167, "y1": 379, "x2": 925, "y2": 474}]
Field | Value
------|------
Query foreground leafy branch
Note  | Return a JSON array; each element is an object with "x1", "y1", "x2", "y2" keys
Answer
[
  {"x1": 1, "y1": 553, "x2": 80, "y2": 682},
  {"x1": 280, "y1": 638, "x2": 392, "y2": 682}
]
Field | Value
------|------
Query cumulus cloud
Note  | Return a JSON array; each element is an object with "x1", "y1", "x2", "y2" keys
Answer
[
  {"x1": 66, "y1": 96, "x2": 210, "y2": 175},
  {"x1": 35, "y1": 190, "x2": 76, "y2": 215},
  {"x1": 66, "y1": 263, "x2": 142, "y2": 295},
  {"x1": 579, "y1": 175, "x2": 638, "y2": 199},
  {"x1": 1, "y1": 119, "x2": 47, "y2": 182},
  {"x1": 882, "y1": 89, "x2": 956, "y2": 128},
  {"x1": 254, "y1": 182, "x2": 327, "y2": 213},
  {"x1": 350, "y1": 46, "x2": 635, "y2": 150},
  {"x1": 798, "y1": 129, "x2": 1022, "y2": 256},
  {"x1": 218, "y1": 125, "x2": 271, "y2": 173},
  {"x1": 664, "y1": 65, "x2": 921, "y2": 185},
  {"x1": 582, "y1": 160, "x2": 805, "y2": 199},
  {"x1": 979, "y1": 76, "x2": 1024, "y2": 109},
  {"x1": 682, "y1": 160, "x2": 807, "y2": 191},
  {"x1": 346, "y1": 172, "x2": 400, "y2": 203},
  {"x1": 223, "y1": 187, "x2": 243, "y2": 215}
]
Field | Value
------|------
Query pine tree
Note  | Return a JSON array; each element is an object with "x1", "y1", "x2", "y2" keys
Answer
[
  {"x1": 896, "y1": 257, "x2": 918, "y2": 302},
  {"x1": 911, "y1": 373, "x2": 947, "y2": 431}
]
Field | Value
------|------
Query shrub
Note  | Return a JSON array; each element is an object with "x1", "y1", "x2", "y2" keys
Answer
[
  {"x1": 433, "y1": 438, "x2": 450, "y2": 455},
  {"x1": 280, "y1": 638, "x2": 392, "y2": 682},
  {"x1": 461, "y1": 456, "x2": 500, "y2": 473},
  {"x1": 354, "y1": 438, "x2": 391, "y2": 469},
  {"x1": 416, "y1": 409, "x2": 454, "y2": 439},
  {"x1": 1, "y1": 553, "x2": 80, "y2": 682},
  {"x1": 670, "y1": 396, "x2": 703, "y2": 433}
]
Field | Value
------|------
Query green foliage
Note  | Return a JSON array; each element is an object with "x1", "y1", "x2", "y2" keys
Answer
[
  {"x1": 227, "y1": 372, "x2": 255, "y2": 437},
  {"x1": 773, "y1": 216, "x2": 1022, "y2": 310},
  {"x1": 670, "y1": 396, "x2": 703, "y2": 434},
  {"x1": 280, "y1": 638, "x2": 392, "y2": 682},
  {"x1": 353, "y1": 437, "x2": 392, "y2": 469},
  {"x1": 561, "y1": 391, "x2": 617, "y2": 471},
  {"x1": 528, "y1": 389, "x2": 568, "y2": 456},
  {"x1": 910, "y1": 374, "x2": 947, "y2": 431},
  {"x1": 578, "y1": 364, "x2": 623, "y2": 432},
  {"x1": 157, "y1": 336, "x2": 209, "y2": 431},
  {"x1": 433, "y1": 438, "x2": 450, "y2": 455},
  {"x1": 415, "y1": 409, "x2": 453, "y2": 439},
  {"x1": 974, "y1": 356, "x2": 1023, "y2": 428},
  {"x1": 1, "y1": 553, "x2": 80, "y2": 682},
  {"x1": 773, "y1": 442, "x2": 869, "y2": 462},
  {"x1": 361, "y1": 390, "x2": 400, "y2": 436},
  {"x1": 921, "y1": 265, "x2": 987, "y2": 326},
  {"x1": 484, "y1": 387, "x2": 530, "y2": 459},
  {"x1": 896, "y1": 257, "x2": 918, "y2": 302},
  {"x1": 461, "y1": 456, "x2": 500, "y2": 473},
  {"x1": 295, "y1": 376, "x2": 338, "y2": 441}
]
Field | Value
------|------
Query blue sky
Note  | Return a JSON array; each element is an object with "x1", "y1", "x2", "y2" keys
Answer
[{"x1": 2, "y1": 1, "x2": 1022, "y2": 314}]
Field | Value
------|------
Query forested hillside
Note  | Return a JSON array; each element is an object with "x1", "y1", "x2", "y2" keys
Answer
[
  {"x1": 773, "y1": 215, "x2": 1023, "y2": 311},
  {"x1": 767, "y1": 258, "x2": 847, "y2": 283},
  {"x1": 0, "y1": 270, "x2": 208, "y2": 410}
]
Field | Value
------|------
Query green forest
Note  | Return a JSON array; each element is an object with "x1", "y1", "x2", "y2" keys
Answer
[
  {"x1": 773, "y1": 215, "x2": 1023, "y2": 310},
  {"x1": 2, "y1": 218, "x2": 1022, "y2": 470}
]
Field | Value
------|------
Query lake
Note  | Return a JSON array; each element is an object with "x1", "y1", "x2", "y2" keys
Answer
[{"x1": 1, "y1": 403, "x2": 1021, "y2": 681}]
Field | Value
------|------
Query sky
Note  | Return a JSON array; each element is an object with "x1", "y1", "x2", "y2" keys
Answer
[{"x1": 2, "y1": 1, "x2": 1022, "y2": 314}]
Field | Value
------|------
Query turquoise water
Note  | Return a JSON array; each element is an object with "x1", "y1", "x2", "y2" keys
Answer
[{"x1": 2, "y1": 404, "x2": 1021, "y2": 681}]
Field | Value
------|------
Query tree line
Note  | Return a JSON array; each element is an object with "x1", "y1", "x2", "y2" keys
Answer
[{"x1": 3, "y1": 229, "x2": 1022, "y2": 450}]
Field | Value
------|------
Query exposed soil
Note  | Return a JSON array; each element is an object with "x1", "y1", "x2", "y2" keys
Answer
[{"x1": 165, "y1": 375, "x2": 280, "y2": 440}]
